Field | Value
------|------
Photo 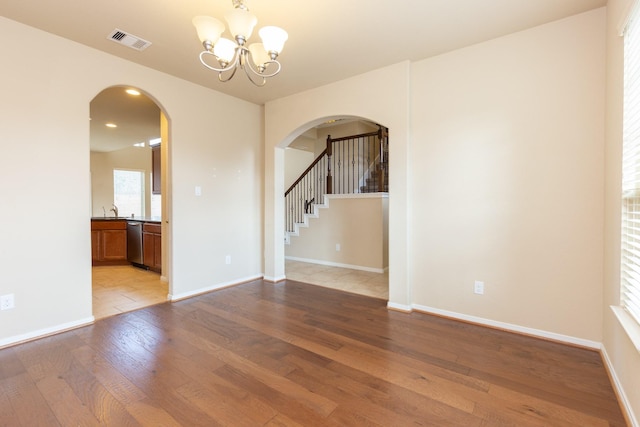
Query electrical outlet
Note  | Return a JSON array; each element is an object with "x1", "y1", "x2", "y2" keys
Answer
[
  {"x1": 474, "y1": 281, "x2": 484, "y2": 295},
  {"x1": 336, "y1": 243, "x2": 341, "y2": 252},
  {"x1": 225, "y1": 255, "x2": 231, "y2": 265},
  {"x1": 0, "y1": 294, "x2": 15, "y2": 310}
]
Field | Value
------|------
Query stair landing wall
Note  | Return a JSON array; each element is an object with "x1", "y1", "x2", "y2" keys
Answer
[{"x1": 286, "y1": 194, "x2": 389, "y2": 272}]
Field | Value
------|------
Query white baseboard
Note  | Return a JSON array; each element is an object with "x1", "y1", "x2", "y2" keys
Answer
[
  {"x1": 263, "y1": 275, "x2": 286, "y2": 283},
  {"x1": 0, "y1": 316, "x2": 95, "y2": 349},
  {"x1": 601, "y1": 345, "x2": 639, "y2": 427},
  {"x1": 410, "y1": 303, "x2": 601, "y2": 349},
  {"x1": 168, "y1": 274, "x2": 263, "y2": 301},
  {"x1": 285, "y1": 256, "x2": 385, "y2": 274},
  {"x1": 387, "y1": 301, "x2": 412, "y2": 312}
]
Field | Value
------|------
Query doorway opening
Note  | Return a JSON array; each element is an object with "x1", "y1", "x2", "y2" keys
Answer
[
  {"x1": 89, "y1": 86, "x2": 170, "y2": 319},
  {"x1": 283, "y1": 117, "x2": 389, "y2": 300}
]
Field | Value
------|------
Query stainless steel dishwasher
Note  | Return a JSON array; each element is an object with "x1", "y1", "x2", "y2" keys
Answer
[{"x1": 126, "y1": 221, "x2": 144, "y2": 266}]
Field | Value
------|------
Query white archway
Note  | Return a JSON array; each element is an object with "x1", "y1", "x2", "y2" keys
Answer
[
  {"x1": 263, "y1": 61, "x2": 413, "y2": 309},
  {"x1": 281, "y1": 116, "x2": 390, "y2": 296},
  {"x1": 89, "y1": 85, "x2": 173, "y2": 316}
]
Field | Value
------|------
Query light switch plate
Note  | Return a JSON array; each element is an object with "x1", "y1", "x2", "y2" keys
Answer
[
  {"x1": 0, "y1": 294, "x2": 15, "y2": 310},
  {"x1": 474, "y1": 281, "x2": 484, "y2": 295}
]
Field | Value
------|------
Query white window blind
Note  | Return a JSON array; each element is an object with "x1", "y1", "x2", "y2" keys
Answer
[{"x1": 622, "y1": 2, "x2": 640, "y2": 326}]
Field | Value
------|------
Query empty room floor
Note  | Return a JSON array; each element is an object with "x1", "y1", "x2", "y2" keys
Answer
[
  {"x1": 285, "y1": 259, "x2": 388, "y2": 300},
  {"x1": 0, "y1": 279, "x2": 626, "y2": 426},
  {"x1": 92, "y1": 265, "x2": 168, "y2": 320}
]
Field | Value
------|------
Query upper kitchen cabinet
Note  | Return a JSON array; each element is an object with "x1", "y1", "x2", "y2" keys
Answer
[{"x1": 152, "y1": 144, "x2": 161, "y2": 195}]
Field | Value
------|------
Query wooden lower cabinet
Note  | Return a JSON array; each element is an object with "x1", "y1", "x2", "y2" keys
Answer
[
  {"x1": 91, "y1": 220, "x2": 128, "y2": 266},
  {"x1": 143, "y1": 222, "x2": 162, "y2": 272}
]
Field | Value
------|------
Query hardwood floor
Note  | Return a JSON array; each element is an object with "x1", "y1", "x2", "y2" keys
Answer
[
  {"x1": 0, "y1": 279, "x2": 627, "y2": 426},
  {"x1": 92, "y1": 265, "x2": 168, "y2": 320}
]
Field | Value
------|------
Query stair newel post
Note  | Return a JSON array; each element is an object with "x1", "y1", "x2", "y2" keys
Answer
[
  {"x1": 377, "y1": 126, "x2": 385, "y2": 192},
  {"x1": 326, "y1": 134, "x2": 333, "y2": 195}
]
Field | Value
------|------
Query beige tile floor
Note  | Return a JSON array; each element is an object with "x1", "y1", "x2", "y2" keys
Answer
[
  {"x1": 92, "y1": 265, "x2": 168, "y2": 320},
  {"x1": 285, "y1": 259, "x2": 389, "y2": 300},
  {"x1": 92, "y1": 261, "x2": 386, "y2": 321}
]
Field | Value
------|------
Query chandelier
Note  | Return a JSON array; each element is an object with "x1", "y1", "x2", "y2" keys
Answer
[{"x1": 192, "y1": 0, "x2": 288, "y2": 87}]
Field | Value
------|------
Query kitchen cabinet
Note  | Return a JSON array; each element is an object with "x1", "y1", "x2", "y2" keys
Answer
[
  {"x1": 91, "y1": 220, "x2": 128, "y2": 266},
  {"x1": 143, "y1": 222, "x2": 162, "y2": 272},
  {"x1": 152, "y1": 144, "x2": 161, "y2": 195}
]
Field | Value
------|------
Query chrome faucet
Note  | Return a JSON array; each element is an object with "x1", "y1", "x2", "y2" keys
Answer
[{"x1": 110, "y1": 204, "x2": 119, "y2": 217}]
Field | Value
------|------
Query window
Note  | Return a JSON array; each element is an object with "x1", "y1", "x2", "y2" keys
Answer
[
  {"x1": 114, "y1": 169, "x2": 145, "y2": 218},
  {"x1": 621, "y1": 2, "x2": 640, "y2": 326}
]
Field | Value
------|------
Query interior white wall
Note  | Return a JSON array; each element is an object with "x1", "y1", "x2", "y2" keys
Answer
[
  {"x1": 266, "y1": 9, "x2": 606, "y2": 340},
  {"x1": 90, "y1": 146, "x2": 153, "y2": 217},
  {"x1": 604, "y1": 0, "x2": 640, "y2": 423},
  {"x1": 316, "y1": 121, "x2": 379, "y2": 141},
  {"x1": 0, "y1": 16, "x2": 263, "y2": 345},
  {"x1": 264, "y1": 62, "x2": 412, "y2": 305},
  {"x1": 168, "y1": 81, "x2": 263, "y2": 299},
  {"x1": 286, "y1": 195, "x2": 388, "y2": 271},
  {"x1": 284, "y1": 148, "x2": 314, "y2": 190},
  {"x1": 410, "y1": 9, "x2": 606, "y2": 342}
]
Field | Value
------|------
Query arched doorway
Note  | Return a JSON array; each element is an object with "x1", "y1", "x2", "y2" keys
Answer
[
  {"x1": 282, "y1": 116, "x2": 389, "y2": 299},
  {"x1": 89, "y1": 86, "x2": 170, "y2": 319}
]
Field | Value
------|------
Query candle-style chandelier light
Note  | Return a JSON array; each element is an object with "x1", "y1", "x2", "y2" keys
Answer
[{"x1": 192, "y1": 0, "x2": 288, "y2": 86}]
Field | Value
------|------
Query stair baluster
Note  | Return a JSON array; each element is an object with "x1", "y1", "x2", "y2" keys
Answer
[{"x1": 285, "y1": 126, "x2": 388, "y2": 234}]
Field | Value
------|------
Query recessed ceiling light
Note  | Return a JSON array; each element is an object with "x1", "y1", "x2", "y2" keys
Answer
[
  {"x1": 149, "y1": 137, "x2": 161, "y2": 146},
  {"x1": 126, "y1": 89, "x2": 141, "y2": 96},
  {"x1": 133, "y1": 142, "x2": 145, "y2": 147},
  {"x1": 105, "y1": 123, "x2": 117, "y2": 128}
]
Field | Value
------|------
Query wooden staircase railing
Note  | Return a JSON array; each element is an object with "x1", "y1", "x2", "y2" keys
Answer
[{"x1": 285, "y1": 126, "x2": 388, "y2": 233}]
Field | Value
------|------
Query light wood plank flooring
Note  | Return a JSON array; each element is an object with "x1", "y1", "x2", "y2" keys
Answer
[
  {"x1": 286, "y1": 259, "x2": 388, "y2": 300},
  {"x1": 92, "y1": 265, "x2": 168, "y2": 320},
  {"x1": 0, "y1": 279, "x2": 627, "y2": 426}
]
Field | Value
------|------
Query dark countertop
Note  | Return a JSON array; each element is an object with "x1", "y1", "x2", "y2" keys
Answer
[{"x1": 91, "y1": 217, "x2": 161, "y2": 223}]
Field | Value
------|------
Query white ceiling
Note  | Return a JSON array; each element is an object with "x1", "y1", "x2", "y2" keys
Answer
[
  {"x1": 0, "y1": 0, "x2": 606, "y2": 106},
  {"x1": 2, "y1": 0, "x2": 607, "y2": 152},
  {"x1": 90, "y1": 87, "x2": 161, "y2": 152}
]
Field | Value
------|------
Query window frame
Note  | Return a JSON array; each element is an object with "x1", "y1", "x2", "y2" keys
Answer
[
  {"x1": 113, "y1": 168, "x2": 146, "y2": 218},
  {"x1": 618, "y1": 0, "x2": 640, "y2": 353}
]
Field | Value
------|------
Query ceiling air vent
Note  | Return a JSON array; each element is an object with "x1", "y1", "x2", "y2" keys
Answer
[{"x1": 107, "y1": 29, "x2": 152, "y2": 51}]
